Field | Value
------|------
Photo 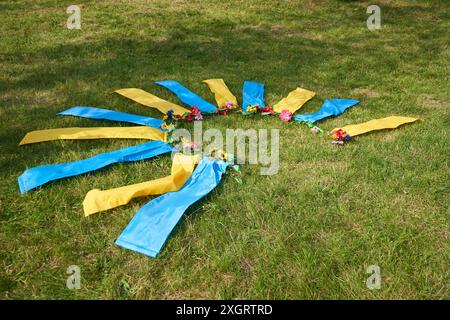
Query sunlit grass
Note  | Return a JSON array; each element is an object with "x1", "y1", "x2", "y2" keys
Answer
[{"x1": 0, "y1": 0, "x2": 448, "y2": 299}]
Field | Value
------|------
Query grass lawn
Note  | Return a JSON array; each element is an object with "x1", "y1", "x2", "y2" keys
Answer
[{"x1": 0, "y1": 0, "x2": 448, "y2": 299}]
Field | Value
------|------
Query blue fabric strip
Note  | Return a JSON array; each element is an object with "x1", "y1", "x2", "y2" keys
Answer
[
  {"x1": 58, "y1": 106, "x2": 165, "y2": 130},
  {"x1": 18, "y1": 141, "x2": 174, "y2": 193},
  {"x1": 293, "y1": 99, "x2": 359, "y2": 123},
  {"x1": 115, "y1": 157, "x2": 228, "y2": 258},
  {"x1": 242, "y1": 81, "x2": 265, "y2": 113},
  {"x1": 154, "y1": 80, "x2": 217, "y2": 113}
]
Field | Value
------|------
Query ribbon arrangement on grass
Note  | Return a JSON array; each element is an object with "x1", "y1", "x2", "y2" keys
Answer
[{"x1": 17, "y1": 78, "x2": 421, "y2": 258}]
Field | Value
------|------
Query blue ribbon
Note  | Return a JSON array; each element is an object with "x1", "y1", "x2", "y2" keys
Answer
[
  {"x1": 18, "y1": 141, "x2": 174, "y2": 193},
  {"x1": 115, "y1": 157, "x2": 228, "y2": 258},
  {"x1": 294, "y1": 99, "x2": 359, "y2": 123},
  {"x1": 58, "y1": 106, "x2": 165, "y2": 130},
  {"x1": 242, "y1": 81, "x2": 265, "y2": 113},
  {"x1": 154, "y1": 80, "x2": 217, "y2": 113}
]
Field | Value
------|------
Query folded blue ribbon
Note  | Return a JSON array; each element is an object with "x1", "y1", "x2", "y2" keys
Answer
[
  {"x1": 58, "y1": 106, "x2": 165, "y2": 130},
  {"x1": 154, "y1": 80, "x2": 217, "y2": 113},
  {"x1": 242, "y1": 81, "x2": 265, "y2": 113},
  {"x1": 18, "y1": 141, "x2": 174, "y2": 193},
  {"x1": 293, "y1": 99, "x2": 359, "y2": 123},
  {"x1": 116, "y1": 157, "x2": 228, "y2": 258}
]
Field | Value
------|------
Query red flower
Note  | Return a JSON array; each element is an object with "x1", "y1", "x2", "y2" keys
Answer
[
  {"x1": 332, "y1": 129, "x2": 349, "y2": 141},
  {"x1": 263, "y1": 106, "x2": 275, "y2": 115},
  {"x1": 216, "y1": 107, "x2": 229, "y2": 116},
  {"x1": 190, "y1": 106, "x2": 201, "y2": 116}
]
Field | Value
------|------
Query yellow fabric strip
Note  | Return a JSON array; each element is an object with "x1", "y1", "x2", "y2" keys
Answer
[
  {"x1": 333, "y1": 116, "x2": 419, "y2": 137},
  {"x1": 19, "y1": 126, "x2": 167, "y2": 145},
  {"x1": 202, "y1": 79, "x2": 238, "y2": 108},
  {"x1": 115, "y1": 88, "x2": 190, "y2": 116},
  {"x1": 83, "y1": 153, "x2": 200, "y2": 216},
  {"x1": 273, "y1": 87, "x2": 315, "y2": 113}
]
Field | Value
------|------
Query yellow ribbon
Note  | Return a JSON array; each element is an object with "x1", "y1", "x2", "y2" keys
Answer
[
  {"x1": 273, "y1": 87, "x2": 315, "y2": 113},
  {"x1": 332, "y1": 116, "x2": 419, "y2": 137},
  {"x1": 83, "y1": 153, "x2": 200, "y2": 216},
  {"x1": 115, "y1": 88, "x2": 189, "y2": 116},
  {"x1": 202, "y1": 79, "x2": 238, "y2": 108},
  {"x1": 19, "y1": 126, "x2": 167, "y2": 145}
]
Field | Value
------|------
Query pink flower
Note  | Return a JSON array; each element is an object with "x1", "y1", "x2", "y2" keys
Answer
[
  {"x1": 279, "y1": 109, "x2": 292, "y2": 122},
  {"x1": 311, "y1": 127, "x2": 319, "y2": 134},
  {"x1": 194, "y1": 113, "x2": 203, "y2": 121}
]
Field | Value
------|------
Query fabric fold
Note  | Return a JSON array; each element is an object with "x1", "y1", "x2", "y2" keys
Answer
[
  {"x1": 115, "y1": 88, "x2": 189, "y2": 116},
  {"x1": 242, "y1": 81, "x2": 265, "y2": 113},
  {"x1": 58, "y1": 106, "x2": 165, "y2": 130},
  {"x1": 202, "y1": 79, "x2": 238, "y2": 108},
  {"x1": 273, "y1": 87, "x2": 315, "y2": 114},
  {"x1": 294, "y1": 99, "x2": 359, "y2": 123},
  {"x1": 18, "y1": 141, "x2": 174, "y2": 193},
  {"x1": 19, "y1": 126, "x2": 167, "y2": 145},
  {"x1": 155, "y1": 80, "x2": 217, "y2": 113},
  {"x1": 115, "y1": 157, "x2": 228, "y2": 258},
  {"x1": 332, "y1": 116, "x2": 419, "y2": 137},
  {"x1": 83, "y1": 153, "x2": 200, "y2": 216}
]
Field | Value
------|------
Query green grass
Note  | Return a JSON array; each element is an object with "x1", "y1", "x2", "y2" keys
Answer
[{"x1": 0, "y1": 0, "x2": 449, "y2": 299}]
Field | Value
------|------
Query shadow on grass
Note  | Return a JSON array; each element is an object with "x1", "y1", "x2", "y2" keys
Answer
[{"x1": 0, "y1": 25, "x2": 324, "y2": 174}]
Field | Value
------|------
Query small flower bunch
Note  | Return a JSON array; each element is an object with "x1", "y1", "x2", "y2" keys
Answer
[
  {"x1": 208, "y1": 149, "x2": 242, "y2": 184},
  {"x1": 216, "y1": 102, "x2": 235, "y2": 116},
  {"x1": 224, "y1": 101, "x2": 236, "y2": 109},
  {"x1": 161, "y1": 109, "x2": 182, "y2": 131},
  {"x1": 246, "y1": 105, "x2": 275, "y2": 115},
  {"x1": 183, "y1": 106, "x2": 203, "y2": 121},
  {"x1": 259, "y1": 106, "x2": 275, "y2": 116},
  {"x1": 331, "y1": 129, "x2": 351, "y2": 145},
  {"x1": 246, "y1": 105, "x2": 259, "y2": 114},
  {"x1": 161, "y1": 107, "x2": 203, "y2": 130},
  {"x1": 279, "y1": 109, "x2": 293, "y2": 122}
]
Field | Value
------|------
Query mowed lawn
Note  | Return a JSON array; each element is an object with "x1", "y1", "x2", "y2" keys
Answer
[{"x1": 0, "y1": 0, "x2": 448, "y2": 299}]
